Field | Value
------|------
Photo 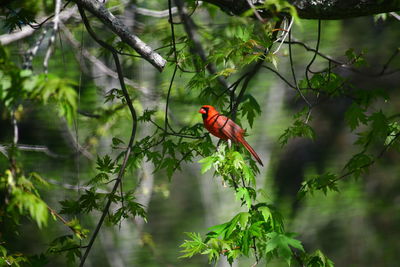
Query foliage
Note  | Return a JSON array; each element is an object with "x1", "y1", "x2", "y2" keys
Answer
[
  {"x1": 181, "y1": 145, "x2": 333, "y2": 265},
  {"x1": 0, "y1": 0, "x2": 399, "y2": 266}
]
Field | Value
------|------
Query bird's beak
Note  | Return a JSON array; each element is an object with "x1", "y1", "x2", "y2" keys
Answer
[{"x1": 199, "y1": 108, "x2": 206, "y2": 114}]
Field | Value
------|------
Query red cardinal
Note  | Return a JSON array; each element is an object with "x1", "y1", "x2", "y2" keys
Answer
[{"x1": 199, "y1": 105, "x2": 263, "y2": 166}]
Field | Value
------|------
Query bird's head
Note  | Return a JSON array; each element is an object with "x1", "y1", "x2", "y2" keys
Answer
[{"x1": 199, "y1": 105, "x2": 216, "y2": 119}]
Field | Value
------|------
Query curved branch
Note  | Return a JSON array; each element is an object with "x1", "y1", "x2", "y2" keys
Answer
[{"x1": 77, "y1": 6, "x2": 138, "y2": 267}]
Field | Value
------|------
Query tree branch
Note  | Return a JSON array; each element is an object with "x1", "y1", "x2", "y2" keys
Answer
[
  {"x1": 135, "y1": 6, "x2": 177, "y2": 18},
  {"x1": 290, "y1": 0, "x2": 400, "y2": 20},
  {"x1": 201, "y1": 0, "x2": 400, "y2": 20},
  {"x1": 77, "y1": 6, "x2": 139, "y2": 266},
  {"x1": 60, "y1": 23, "x2": 143, "y2": 90},
  {"x1": 71, "y1": 0, "x2": 166, "y2": 71},
  {"x1": 0, "y1": 6, "x2": 78, "y2": 45},
  {"x1": 174, "y1": 0, "x2": 230, "y2": 91}
]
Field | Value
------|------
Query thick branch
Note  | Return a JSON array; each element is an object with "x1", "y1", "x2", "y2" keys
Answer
[
  {"x1": 71, "y1": 0, "x2": 166, "y2": 71},
  {"x1": 290, "y1": 0, "x2": 400, "y2": 19},
  {"x1": 202, "y1": 0, "x2": 400, "y2": 20}
]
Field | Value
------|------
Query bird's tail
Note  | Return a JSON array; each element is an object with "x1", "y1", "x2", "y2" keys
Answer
[{"x1": 238, "y1": 137, "x2": 263, "y2": 166}]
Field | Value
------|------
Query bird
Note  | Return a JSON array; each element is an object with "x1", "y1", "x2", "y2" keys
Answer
[{"x1": 199, "y1": 105, "x2": 263, "y2": 166}]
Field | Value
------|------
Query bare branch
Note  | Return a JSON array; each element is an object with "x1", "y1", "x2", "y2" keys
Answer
[
  {"x1": 47, "y1": 178, "x2": 108, "y2": 193},
  {"x1": 23, "y1": 28, "x2": 48, "y2": 70},
  {"x1": 390, "y1": 12, "x2": 400, "y2": 21},
  {"x1": 0, "y1": 26, "x2": 35, "y2": 45},
  {"x1": 61, "y1": 119, "x2": 94, "y2": 160},
  {"x1": 0, "y1": 7, "x2": 77, "y2": 45},
  {"x1": 0, "y1": 144, "x2": 61, "y2": 158},
  {"x1": 71, "y1": 0, "x2": 166, "y2": 71},
  {"x1": 60, "y1": 23, "x2": 143, "y2": 90},
  {"x1": 135, "y1": 6, "x2": 177, "y2": 18},
  {"x1": 246, "y1": 0, "x2": 266, "y2": 23},
  {"x1": 43, "y1": 0, "x2": 62, "y2": 74},
  {"x1": 272, "y1": 17, "x2": 293, "y2": 54},
  {"x1": 288, "y1": 28, "x2": 312, "y2": 120}
]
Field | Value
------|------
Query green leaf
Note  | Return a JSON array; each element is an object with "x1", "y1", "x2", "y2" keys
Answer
[
  {"x1": 179, "y1": 232, "x2": 207, "y2": 258},
  {"x1": 225, "y1": 213, "x2": 242, "y2": 238},
  {"x1": 370, "y1": 111, "x2": 389, "y2": 143},
  {"x1": 112, "y1": 137, "x2": 125, "y2": 146},
  {"x1": 236, "y1": 187, "x2": 252, "y2": 209},
  {"x1": 385, "y1": 122, "x2": 400, "y2": 146},
  {"x1": 266, "y1": 232, "x2": 304, "y2": 265},
  {"x1": 96, "y1": 155, "x2": 115, "y2": 173},
  {"x1": 241, "y1": 94, "x2": 261, "y2": 128},
  {"x1": 87, "y1": 172, "x2": 109, "y2": 186},
  {"x1": 207, "y1": 222, "x2": 230, "y2": 238},
  {"x1": 59, "y1": 199, "x2": 81, "y2": 215},
  {"x1": 344, "y1": 152, "x2": 373, "y2": 178},
  {"x1": 259, "y1": 206, "x2": 272, "y2": 223},
  {"x1": 198, "y1": 156, "x2": 215, "y2": 174},
  {"x1": 279, "y1": 119, "x2": 315, "y2": 146},
  {"x1": 8, "y1": 186, "x2": 49, "y2": 228},
  {"x1": 307, "y1": 250, "x2": 335, "y2": 267},
  {"x1": 299, "y1": 172, "x2": 339, "y2": 197},
  {"x1": 238, "y1": 212, "x2": 250, "y2": 229},
  {"x1": 138, "y1": 109, "x2": 157, "y2": 122},
  {"x1": 345, "y1": 103, "x2": 368, "y2": 131},
  {"x1": 242, "y1": 164, "x2": 256, "y2": 185}
]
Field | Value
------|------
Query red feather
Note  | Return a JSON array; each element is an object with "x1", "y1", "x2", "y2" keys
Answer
[{"x1": 199, "y1": 105, "x2": 263, "y2": 166}]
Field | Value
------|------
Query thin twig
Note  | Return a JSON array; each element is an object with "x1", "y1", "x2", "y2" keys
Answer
[
  {"x1": 0, "y1": 144, "x2": 62, "y2": 158},
  {"x1": 135, "y1": 6, "x2": 177, "y2": 18},
  {"x1": 5, "y1": 1, "x2": 71, "y2": 30},
  {"x1": 61, "y1": 23, "x2": 142, "y2": 89},
  {"x1": 245, "y1": 0, "x2": 266, "y2": 23},
  {"x1": 47, "y1": 205, "x2": 83, "y2": 235},
  {"x1": 273, "y1": 16, "x2": 294, "y2": 55},
  {"x1": 164, "y1": 0, "x2": 178, "y2": 134},
  {"x1": 316, "y1": 132, "x2": 400, "y2": 190},
  {"x1": 77, "y1": 6, "x2": 138, "y2": 266},
  {"x1": 286, "y1": 39, "x2": 400, "y2": 77},
  {"x1": 379, "y1": 48, "x2": 399, "y2": 75},
  {"x1": 231, "y1": 19, "x2": 284, "y2": 120},
  {"x1": 288, "y1": 28, "x2": 312, "y2": 122},
  {"x1": 174, "y1": 0, "x2": 230, "y2": 91},
  {"x1": 262, "y1": 65, "x2": 296, "y2": 89},
  {"x1": 47, "y1": 178, "x2": 108, "y2": 193},
  {"x1": 305, "y1": 20, "x2": 321, "y2": 89}
]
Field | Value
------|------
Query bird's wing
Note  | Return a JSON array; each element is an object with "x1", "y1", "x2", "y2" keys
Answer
[{"x1": 214, "y1": 115, "x2": 244, "y2": 143}]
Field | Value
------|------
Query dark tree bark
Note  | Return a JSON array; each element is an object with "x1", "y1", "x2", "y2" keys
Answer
[{"x1": 202, "y1": 0, "x2": 400, "y2": 20}]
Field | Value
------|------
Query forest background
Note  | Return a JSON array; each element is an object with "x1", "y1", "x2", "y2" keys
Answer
[{"x1": 1, "y1": 0, "x2": 400, "y2": 266}]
